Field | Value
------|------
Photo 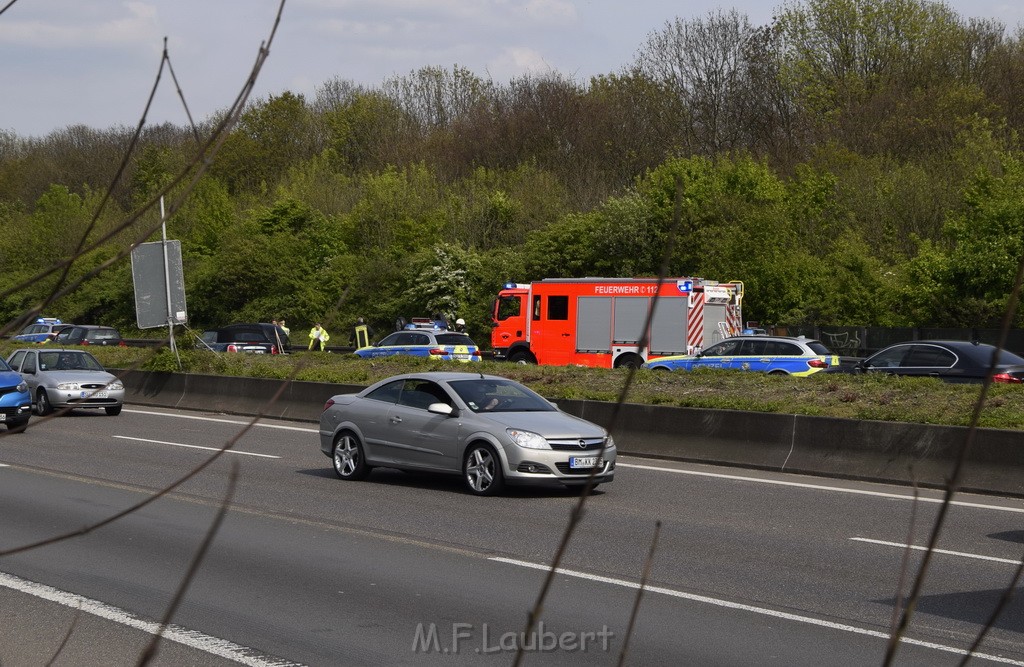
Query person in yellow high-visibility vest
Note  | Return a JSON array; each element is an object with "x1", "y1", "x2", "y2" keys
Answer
[
  {"x1": 308, "y1": 322, "x2": 330, "y2": 351},
  {"x1": 349, "y1": 317, "x2": 373, "y2": 350}
]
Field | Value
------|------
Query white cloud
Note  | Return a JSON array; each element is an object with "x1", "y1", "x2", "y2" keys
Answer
[
  {"x1": 486, "y1": 46, "x2": 554, "y2": 81},
  {"x1": 0, "y1": 1, "x2": 159, "y2": 48}
]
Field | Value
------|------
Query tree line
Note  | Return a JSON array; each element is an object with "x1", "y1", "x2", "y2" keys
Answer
[{"x1": 1, "y1": 0, "x2": 1023, "y2": 345}]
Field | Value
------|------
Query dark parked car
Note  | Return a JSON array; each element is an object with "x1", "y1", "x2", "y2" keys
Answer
[
  {"x1": 52, "y1": 325, "x2": 124, "y2": 347},
  {"x1": 319, "y1": 372, "x2": 615, "y2": 495},
  {"x1": 205, "y1": 323, "x2": 290, "y2": 354},
  {"x1": 829, "y1": 340, "x2": 1024, "y2": 383}
]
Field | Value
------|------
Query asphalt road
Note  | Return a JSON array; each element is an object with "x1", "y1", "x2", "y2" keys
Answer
[{"x1": 1, "y1": 406, "x2": 1022, "y2": 666}]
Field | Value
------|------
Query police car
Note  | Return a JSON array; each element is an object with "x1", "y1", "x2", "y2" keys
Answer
[
  {"x1": 354, "y1": 330, "x2": 481, "y2": 362},
  {"x1": 643, "y1": 335, "x2": 839, "y2": 376},
  {"x1": 11, "y1": 318, "x2": 74, "y2": 344}
]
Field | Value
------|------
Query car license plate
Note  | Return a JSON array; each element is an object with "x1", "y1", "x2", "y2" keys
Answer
[
  {"x1": 83, "y1": 391, "x2": 108, "y2": 398},
  {"x1": 569, "y1": 456, "x2": 597, "y2": 469},
  {"x1": 0, "y1": 413, "x2": 5, "y2": 421},
  {"x1": 453, "y1": 353, "x2": 469, "y2": 360}
]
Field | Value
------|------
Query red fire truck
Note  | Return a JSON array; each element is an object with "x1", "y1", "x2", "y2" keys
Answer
[{"x1": 490, "y1": 277, "x2": 744, "y2": 368}]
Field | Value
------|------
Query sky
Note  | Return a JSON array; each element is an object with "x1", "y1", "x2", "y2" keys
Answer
[{"x1": 2, "y1": 0, "x2": 1023, "y2": 138}]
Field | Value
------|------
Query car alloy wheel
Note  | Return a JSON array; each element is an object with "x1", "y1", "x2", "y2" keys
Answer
[
  {"x1": 464, "y1": 443, "x2": 504, "y2": 496},
  {"x1": 333, "y1": 432, "x2": 369, "y2": 480}
]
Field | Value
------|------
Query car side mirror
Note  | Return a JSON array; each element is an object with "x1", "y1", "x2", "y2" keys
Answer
[{"x1": 428, "y1": 402, "x2": 456, "y2": 417}]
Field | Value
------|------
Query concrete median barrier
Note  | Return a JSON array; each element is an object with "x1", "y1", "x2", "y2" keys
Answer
[{"x1": 117, "y1": 369, "x2": 1024, "y2": 497}]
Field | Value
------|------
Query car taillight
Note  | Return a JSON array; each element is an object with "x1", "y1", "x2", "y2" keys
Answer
[
  {"x1": 271, "y1": 345, "x2": 278, "y2": 355},
  {"x1": 992, "y1": 372, "x2": 1022, "y2": 384},
  {"x1": 118, "y1": 341, "x2": 127, "y2": 347},
  {"x1": 472, "y1": 350, "x2": 481, "y2": 358},
  {"x1": 227, "y1": 344, "x2": 239, "y2": 352},
  {"x1": 428, "y1": 348, "x2": 447, "y2": 355},
  {"x1": 323, "y1": 398, "x2": 336, "y2": 411},
  {"x1": 81, "y1": 340, "x2": 90, "y2": 345},
  {"x1": 808, "y1": 359, "x2": 828, "y2": 368}
]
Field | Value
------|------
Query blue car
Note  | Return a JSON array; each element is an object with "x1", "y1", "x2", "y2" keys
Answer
[
  {"x1": 354, "y1": 330, "x2": 481, "y2": 362},
  {"x1": 643, "y1": 335, "x2": 839, "y2": 376},
  {"x1": 0, "y1": 357, "x2": 32, "y2": 431},
  {"x1": 11, "y1": 317, "x2": 73, "y2": 344}
]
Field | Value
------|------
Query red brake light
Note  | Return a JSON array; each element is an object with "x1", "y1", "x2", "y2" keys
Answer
[
  {"x1": 323, "y1": 398, "x2": 336, "y2": 411},
  {"x1": 808, "y1": 359, "x2": 828, "y2": 368},
  {"x1": 472, "y1": 350, "x2": 481, "y2": 357},
  {"x1": 81, "y1": 340, "x2": 90, "y2": 345},
  {"x1": 428, "y1": 348, "x2": 446, "y2": 355},
  {"x1": 271, "y1": 345, "x2": 278, "y2": 355},
  {"x1": 992, "y1": 372, "x2": 1022, "y2": 384},
  {"x1": 227, "y1": 344, "x2": 239, "y2": 352}
]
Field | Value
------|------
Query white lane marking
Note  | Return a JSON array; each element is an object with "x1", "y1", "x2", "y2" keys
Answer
[
  {"x1": 112, "y1": 436, "x2": 280, "y2": 459},
  {"x1": 490, "y1": 557, "x2": 1024, "y2": 665},
  {"x1": 616, "y1": 461, "x2": 1024, "y2": 514},
  {"x1": 124, "y1": 408, "x2": 315, "y2": 433},
  {"x1": 851, "y1": 537, "x2": 1023, "y2": 565},
  {"x1": 0, "y1": 571, "x2": 303, "y2": 666}
]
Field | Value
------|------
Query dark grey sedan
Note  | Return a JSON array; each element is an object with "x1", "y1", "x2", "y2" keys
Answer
[
  {"x1": 828, "y1": 340, "x2": 1024, "y2": 383},
  {"x1": 318, "y1": 372, "x2": 615, "y2": 495}
]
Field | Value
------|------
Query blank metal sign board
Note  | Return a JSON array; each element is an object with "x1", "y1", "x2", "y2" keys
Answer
[{"x1": 131, "y1": 240, "x2": 188, "y2": 329}]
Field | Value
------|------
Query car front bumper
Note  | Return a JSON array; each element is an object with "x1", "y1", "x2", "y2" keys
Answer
[
  {"x1": 501, "y1": 445, "x2": 616, "y2": 488},
  {"x1": 50, "y1": 387, "x2": 125, "y2": 409}
]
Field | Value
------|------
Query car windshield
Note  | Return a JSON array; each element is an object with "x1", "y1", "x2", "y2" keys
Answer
[
  {"x1": 39, "y1": 351, "x2": 104, "y2": 371},
  {"x1": 0, "y1": 359, "x2": 11, "y2": 372},
  {"x1": 449, "y1": 378, "x2": 556, "y2": 413}
]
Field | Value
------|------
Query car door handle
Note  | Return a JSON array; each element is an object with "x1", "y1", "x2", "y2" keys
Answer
[{"x1": 391, "y1": 416, "x2": 403, "y2": 424}]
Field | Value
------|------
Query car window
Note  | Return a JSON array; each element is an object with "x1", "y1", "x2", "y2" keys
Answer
[
  {"x1": 435, "y1": 333, "x2": 476, "y2": 346},
  {"x1": 365, "y1": 379, "x2": 404, "y2": 403},
  {"x1": 23, "y1": 353, "x2": 37, "y2": 373},
  {"x1": 737, "y1": 339, "x2": 767, "y2": 355},
  {"x1": 450, "y1": 378, "x2": 556, "y2": 413},
  {"x1": 903, "y1": 345, "x2": 956, "y2": 368},
  {"x1": 85, "y1": 328, "x2": 119, "y2": 341},
  {"x1": 377, "y1": 333, "x2": 403, "y2": 347},
  {"x1": 408, "y1": 333, "x2": 431, "y2": 345},
  {"x1": 806, "y1": 341, "x2": 833, "y2": 355},
  {"x1": 398, "y1": 380, "x2": 451, "y2": 410},
  {"x1": 867, "y1": 346, "x2": 909, "y2": 368},
  {"x1": 8, "y1": 351, "x2": 26, "y2": 371},
  {"x1": 765, "y1": 341, "x2": 803, "y2": 355},
  {"x1": 704, "y1": 340, "x2": 740, "y2": 356}
]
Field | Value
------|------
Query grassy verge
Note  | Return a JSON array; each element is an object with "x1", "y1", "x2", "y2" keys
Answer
[{"x1": 5, "y1": 342, "x2": 1023, "y2": 430}]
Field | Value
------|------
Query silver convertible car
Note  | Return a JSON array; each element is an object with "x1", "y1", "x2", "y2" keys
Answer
[
  {"x1": 319, "y1": 372, "x2": 616, "y2": 495},
  {"x1": 6, "y1": 348, "x2": 125, "y2": 416}
]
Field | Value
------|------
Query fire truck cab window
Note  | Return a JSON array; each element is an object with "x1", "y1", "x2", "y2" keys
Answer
[
  {"x1": 547, "y1": 295, "x2": 569, "y2": 321},
  {"x1": 496, "y1": 295, "x2": 521, "y2": 321},
  {"x1": 533, "y1": 295, "x2": 541, "y2": 320}
]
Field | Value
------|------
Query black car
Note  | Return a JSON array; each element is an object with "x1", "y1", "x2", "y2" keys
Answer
[
  {"x1": 206, "y1": 323, "x2": 290, "y2": 354},
  {"x1": 831, "y1": 340, "x2": 1024, "y2": 383},
  {"x1": 52, "y1": 325, "x2": 124, "y2": 347}
]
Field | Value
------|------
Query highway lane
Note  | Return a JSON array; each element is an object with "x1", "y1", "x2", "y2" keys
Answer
[{"x1": 1, "y1": 406, "x2": 1022, "y2": 665}]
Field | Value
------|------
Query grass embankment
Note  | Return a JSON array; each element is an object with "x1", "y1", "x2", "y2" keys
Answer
[{"x1": 5, "y1": 342, "x2": 1023, "y2": 430}]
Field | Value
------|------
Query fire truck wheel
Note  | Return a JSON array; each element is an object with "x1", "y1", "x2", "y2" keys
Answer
[
  {"x1": 508, "y1": 351, "x2": 535, "y2": 365},
  {"x1": 613, "y1": 353, "x2": 642, "y2": 369}
]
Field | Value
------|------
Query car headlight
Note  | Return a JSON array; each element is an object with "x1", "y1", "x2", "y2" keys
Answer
[
  {"x1": 604, "y1": 434, "x2": 615, "y2": 449},
  {"x1": 507, "y1": 428, "x2": 550, "y2": 450},
  {"x1": 17, "y1": 381, "x2": 27, "y2": 393},
  {"x1": 108, "y1": 380, "x2": 124, "y2": 390},
  {"x1": 56, "y1": 382, "x2": 81, "y2": 390}
]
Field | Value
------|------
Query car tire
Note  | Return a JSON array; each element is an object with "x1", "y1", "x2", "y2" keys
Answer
[
  {"x1": 463, "y1": 443, "x2": 504, "y2": 496},
  {"x1": 508, "y1": 351, "x2": 535, "y2": 365},
  {"x1": 36, "y1": 390, "x2": 53, "y2": 416},
  {"x1": 768, "y1": 370, "x2": 788, "y2": 376},
  {"x1": 333, "y1": 432, "x2": 370, "y2": 481},
  {"x1": 105, "y1": 405, "x2": 123, "y2": 416}
]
